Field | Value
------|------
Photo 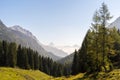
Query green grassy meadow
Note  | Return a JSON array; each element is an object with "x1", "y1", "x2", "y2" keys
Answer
[{"x1": 1, "y1": 67, "x2": 120, "y2": 80}]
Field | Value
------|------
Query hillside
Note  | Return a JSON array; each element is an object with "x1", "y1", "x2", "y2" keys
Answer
[
  {"x1": 0, "y1": 67, "x2": 52, "y2": 80},
  {"x1": 57, "y1": 53, "x2": 74, "y2": 64},
  {"x1": 0, "y1": 67, "x2": 86, "y2": 80},
  {"x1": 0, "y1": 20, "x2": 60, "y2": 61},
  {"x1": 56, "y1": 69, "x2": 120, "y2": 80},
  {"x1": 41, "y1": 44, "x2": 68, "y2": 57},
  {"x1": 109, "y1": 16, "x2": 120, "y2": 29},
  {"x1": 1, "y1": 67, "x2": 120, "y2": 80},
  {"x1": 73, "y1": 69, "x2": 120, "y2": 80},
  {"x1": 10, "y1": 25, "x2": 68, "y2": 58}
]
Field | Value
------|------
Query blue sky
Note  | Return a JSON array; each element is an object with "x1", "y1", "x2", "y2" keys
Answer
[{"x1": 0, "y1": 0, "x2": 120, "y2": 53}]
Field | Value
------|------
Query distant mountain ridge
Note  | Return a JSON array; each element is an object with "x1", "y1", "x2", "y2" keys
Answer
[
  {"x1": 10, "y1": 25, "x2": 36, "y2": 40},
  {"x1": 0, "y1": 20, "x2": 60, "y2": 60},
  {"x1": 57, "y1": 53, "x2": 74, "y2": 64},
  {"x1": 10, "y1": 25, "x2": 68, "y2": 57},
  {"x1": 109, "y1": 17, "x2": 120, "y2": 29},
  {"x1": 41, "y1": 45, "x2": 68, "y2": 57},
  {"x1": 58, "y1": 16, "x2": 120, "y2": 64}
]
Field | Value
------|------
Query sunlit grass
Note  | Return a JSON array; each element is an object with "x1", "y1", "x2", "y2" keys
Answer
[
  {"x1": 1, "y1": 67, "x2": 120, "y2": 80},
  {"x1": 0, "y1": 67, "x2": 51, "y2": 80},
  {"x1": 0, "y1": 67, "x2": 84, "y2": 80}
]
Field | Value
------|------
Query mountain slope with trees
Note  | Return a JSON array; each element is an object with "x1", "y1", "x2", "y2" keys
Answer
[
  {"x1": 10, "y1": 25, "x2": 68, "y2": 58},
  {"x1": 0, "y1": 21, "x2": 60, "y2": 61},
  {"x1": 71, "y1": 3, "x2": 120, "y2": 76},
  {"x1": 0, "y1": 40, "x2": 70, "y2": 77},
  {"x1": 1, "y1": 2, "x2": 120, "y2": 80},
  {"x1": 41, "y1": 44, "x2": 68, "y2": 57},
  {"x1": 109, "y1": 16, "x2": 120, "y2": 29},
  {"x1": 57, "y1": 53, "x2": 74, "y2": 64}
]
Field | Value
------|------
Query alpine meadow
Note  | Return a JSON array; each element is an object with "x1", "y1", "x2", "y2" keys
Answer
[{"x1": 1, "y1": 1, "x2": 120, "y2": 80}]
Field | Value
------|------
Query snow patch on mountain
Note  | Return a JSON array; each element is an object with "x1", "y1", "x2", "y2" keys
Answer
[
  {"x1": 10, "y1": 25, "x2": 37, "y2": 40},
  {"x1": 109, "y1": 17, "x2": 120, "y2": 29}
]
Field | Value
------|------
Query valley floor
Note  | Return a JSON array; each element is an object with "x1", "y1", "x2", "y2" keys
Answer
[{"x1": 0, "y1": 67, "x2": 120, "y2": 80}]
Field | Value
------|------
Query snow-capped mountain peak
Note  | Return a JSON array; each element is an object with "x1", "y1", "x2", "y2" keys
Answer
[
  {"x1": 109, "y1": 17, "x2": 120, "y2": 29},
  {"x1": 10, "y1": 25, "x2": 37, "y2": 40},
  {"x1": 10, "y1": 25, "x2": 68, "y2": 57}
]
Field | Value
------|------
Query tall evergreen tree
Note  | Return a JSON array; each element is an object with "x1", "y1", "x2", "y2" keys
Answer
[
  {"x1": 2, "y1": 40, "x2": 8, "y2": 66},
  {"x1": 0, "y1": 41, "x2": 3, "y2": 66},
  {"x1": 17, "y1": 45, "x2": 22, "y2": 68},
  {"x1": 91, "y1": 10, "x2": 101, "y2": 72},
  {"x1": 99, "y1": 3, "x2": 112, "y2": 71},
  {"x1": 0, "y1": 40, "x2": 68, "y2": 77},
  {"x1": 8, "y1": 42, "x2": 17, "y2": 67},
  {"x1": 23, "y1": 48, "x2": 30, "y2": 69},
  {"x1": 27, "y1": 48, "x2": 34, "y2": 69},
  {"x1": 71, "y1": 50, "x2": 79, "y2": 75},
  {"x1": 33, "y1": 52, "x2": 39, "y2": 70}
]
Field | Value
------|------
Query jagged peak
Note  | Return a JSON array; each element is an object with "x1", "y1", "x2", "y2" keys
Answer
[
  {"x1": 11, "y1": 25, "x2": 32, "y2": 34},
  {"x1": 0, "y1": 19, "x2": 3, "y2": 24},
  {"x1": 10, "y1": 25, "x2": 37, "y2": 40},
  {"x1": 0, "y1": 19, "x2": 7, "y2": 28},
  {"x1": 109, "y1": 16, "x2": 120, "y2": 28}
]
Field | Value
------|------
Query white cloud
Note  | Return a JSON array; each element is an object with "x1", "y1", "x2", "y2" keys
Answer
[
  {"x1": 49, "y1": 42, "x2": 55, "y2": 46},
  {"x1": 47, "y1": 42, "x2": 80, "y2": 54},
  {"x1": 56, "y1": 45, "x2": 80, "y2": 54}
]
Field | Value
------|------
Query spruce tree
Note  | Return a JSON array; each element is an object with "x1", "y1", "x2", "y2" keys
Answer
[
  {"x1": 27, "y1": 48, "x2": 34, "y2": 69},
  {"x1": 17, "y1": 45, "x2": 22, "y2": 68},
  {"x1": 0, "y1": 41, "x2": 3, "y2": 66},
  {"x1": 2, "y1": 40, "x2": 8, "y2": 66},
  {"x1": 34, "y1": 52, "x2": 39, "y2": 70},
  {"x1": 8, "y1": 42, "x2": 17, "y2": 67},
  {"x1": 71, "y1": 50, "x2": 78, "y2": 75}
]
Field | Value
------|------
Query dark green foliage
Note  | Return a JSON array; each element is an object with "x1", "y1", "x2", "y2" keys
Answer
[
  {"x1": 63, "y1": 63, "x2": 71, "y2": 76},
  {"x1": 8, "y1": 42, "x2": 17, "y2": 67},
  {"x1": 23, "y1": 48, "x2": 30, "y2": 69},
  {"x1": 71, "y1": 50, "x2": 79, "y2": 75},
  {"x1": 39, "y1": 55, "x2": 42, "y2": 71},
  {"x1": 2, "y1": 40, "x2": 8, "y2": 66},
  {"x1": 0, "y1": 40, "x2": 68, "y2": 77},
  {"x1": 71, "y1": 3, "x2": 120, "y2": 75},
  {"x1": 17, "y1": 45, "x2": 24, "y2": 68},
  {"x1": 0, "y1": 41, "x2": 3, "y2": 66},
  {"x1": 33, "y1": 52, "x2": 39, "y2": 70},
  {"x1": 27, "y1": 48, "x2": 34, "y2": 69},
  {"x1": 3, "y1": 2, "x2": 120, "y2": 77}
]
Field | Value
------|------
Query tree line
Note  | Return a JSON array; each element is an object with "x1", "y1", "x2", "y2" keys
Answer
[
  {"x1": 0, "y1": 40, "x2": 70, "y2": 77},
  {"x1": 71, "y1": 3, "x2": 120, "y2": 75},
  {"x1": 1, "y1": 2, "x2": 120, "y2": 77}
]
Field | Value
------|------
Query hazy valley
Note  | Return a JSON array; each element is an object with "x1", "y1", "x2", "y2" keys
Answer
[{"x1": 1, "y1": 1, "x2": 120, "y2": 80}]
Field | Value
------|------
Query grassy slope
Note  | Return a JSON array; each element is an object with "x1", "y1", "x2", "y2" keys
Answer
[
  {"x1": 54, "y1": 73, "x2": 84, "y2": 80},
  {"x1": 0, "y1": 67, "x2": 84, "y2": 80},
  {"x1": 70, "y1": 69, "x2": 120, "y2": 80},
  {"x1": 1, "y1": 67, "x2": 120, "y2": 80},
  {"x1": 0, "y1": 67, "x2": 52, "y2": 80}
]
